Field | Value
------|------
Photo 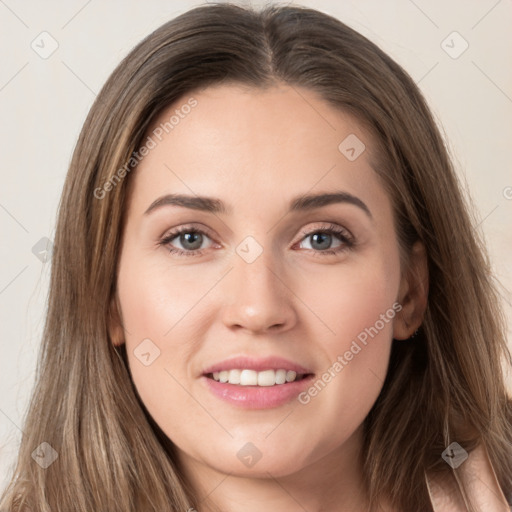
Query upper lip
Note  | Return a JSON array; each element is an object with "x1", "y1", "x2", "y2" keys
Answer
[{"x1": 202, "y1": 356, "x2": 314, "y2": 376}]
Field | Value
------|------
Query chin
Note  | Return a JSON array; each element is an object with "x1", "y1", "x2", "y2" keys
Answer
[{"x1": 213, "y1": 457, "x2": 305, "y2": 479}]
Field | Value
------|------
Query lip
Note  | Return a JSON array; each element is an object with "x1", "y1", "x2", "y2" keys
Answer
[
  {"x1": 201, "y1": 355, "x2": 315, "y2": 410},
  {"x1": 202, "y1": 373, "x2": 315, "y2": 409},
  {"x1": 201, "y1": 355, "x2": 313, "y2": 375}
]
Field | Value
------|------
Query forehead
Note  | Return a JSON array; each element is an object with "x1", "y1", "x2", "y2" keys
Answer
[
  {"x1": 144, "y1": 82, "x2": 373, "y2": 158},
  {"x1": 126, "y1": 83, "x2": 388, "y2": 218}
]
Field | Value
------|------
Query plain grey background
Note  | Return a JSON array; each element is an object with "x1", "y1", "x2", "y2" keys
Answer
[{"x1": 1, "y1": 0, "x2": 511, "y2": 489}]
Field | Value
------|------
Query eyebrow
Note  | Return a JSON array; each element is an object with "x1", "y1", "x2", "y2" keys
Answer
[{"x1": 144, "y1": 191, "x2": 372, "y2": 218}]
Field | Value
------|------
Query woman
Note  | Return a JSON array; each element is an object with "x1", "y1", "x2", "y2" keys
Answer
[{"x1": 1, "y1": 3, "x2": 511, "y2": 511}]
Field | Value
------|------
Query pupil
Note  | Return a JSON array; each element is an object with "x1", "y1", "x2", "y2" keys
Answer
[
  {"x1": 182, "y1": 232, "x2": 202, "y2": 250},
  {"x1": 312, "y1": 233, "x2": 331, "y2": 250}
]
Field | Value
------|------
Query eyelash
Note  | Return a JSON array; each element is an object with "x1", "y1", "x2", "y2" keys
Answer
[{"x1": 158, "y1": 223, "x2": 355, "y2": 258}]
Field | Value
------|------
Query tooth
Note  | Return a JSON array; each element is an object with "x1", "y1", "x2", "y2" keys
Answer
[
  {"x1": 285, "y1": 370, "x2": 297, "y2": 383},
  {"x1": 275, "y1": 369, "x2": 287, "y2": 385},
  {"x1": 239, "y1": 369, "x2": 258, "y2": 386},
  {"x1": 210, "y1": 369, "x2": 302, "y2": 385},
  {"x1": 228, "y1": 369, "x2": 241, "y2": 384},
  {"x1": 257, "y1": 369, "x2": 276, "y2": 386}
]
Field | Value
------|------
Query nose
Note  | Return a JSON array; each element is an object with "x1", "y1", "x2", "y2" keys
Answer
[{"x1": 220, "y1": 248, "x2": 297, "y2": 334}]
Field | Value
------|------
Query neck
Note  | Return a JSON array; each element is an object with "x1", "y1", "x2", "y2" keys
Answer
[{"x1": 178, "y1": 425, "x2": 379, "y2": 512}]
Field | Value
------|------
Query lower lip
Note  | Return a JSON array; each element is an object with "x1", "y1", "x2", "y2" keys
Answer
[{"x1": 202, "y1": 374, "x2": 314, "y2": 409}]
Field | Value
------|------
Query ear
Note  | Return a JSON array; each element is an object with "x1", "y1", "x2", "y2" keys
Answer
[
  {"x1": 108, "y1": 295, "x2": 125, "y2": 347},
  {"x1": 393, "y1": 240, "x2": 429, "y2": 340}
]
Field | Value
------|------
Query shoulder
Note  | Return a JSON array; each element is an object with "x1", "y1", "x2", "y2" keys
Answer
[{"x1": 426, "y1": 442, "x2": 511, "y2": 511}]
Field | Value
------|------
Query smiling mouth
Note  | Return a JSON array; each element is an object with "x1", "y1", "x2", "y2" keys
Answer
[{"x1": 205, "y1": 369, "x2": 313, "y2": 386}]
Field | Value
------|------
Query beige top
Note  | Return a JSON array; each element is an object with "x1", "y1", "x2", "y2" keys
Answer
[{"x1": 426, "y1": 443, "x2": 511, "y2": 511}]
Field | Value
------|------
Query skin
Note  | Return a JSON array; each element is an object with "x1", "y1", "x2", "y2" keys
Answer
[{"x1": 109, "y1": 83, "x2": 428, "y2": 512}]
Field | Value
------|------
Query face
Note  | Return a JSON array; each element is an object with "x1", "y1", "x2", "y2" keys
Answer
[{"x1": 112, "y1": 83, "x2": 419, "y2": 481}]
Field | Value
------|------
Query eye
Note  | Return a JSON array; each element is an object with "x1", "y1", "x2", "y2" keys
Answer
[
  {"x1": 158, "y1": 223, "x2": 355, "y2": 257},
  {"x1": 158, "y1": 225, "x2": 215, "y2": 256},
  {"x1": 297, "y1": 223, "x2": 354, "y2": 256}
]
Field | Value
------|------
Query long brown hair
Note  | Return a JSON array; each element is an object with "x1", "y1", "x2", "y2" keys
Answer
[{"x1": 2, "y1": 3, "x2": 511, "y2": 511}]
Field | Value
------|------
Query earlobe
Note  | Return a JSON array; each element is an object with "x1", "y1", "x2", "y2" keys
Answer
[
  {"x1": 393, "y1": 240, "x2": 429, "y2": 340},
  {"x1": 108, "y1": 295, "x2": 125, "y2": 347}
]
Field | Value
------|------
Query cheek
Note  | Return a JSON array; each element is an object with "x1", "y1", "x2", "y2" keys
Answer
[
  {"x1": 295, "y1": 250, "x2": 400, "y2": 428},
  {"x1": 116, "y1": 250, "x2": 202, "y2": 412},
  {"x1": 295, "y1": 250, "x2": 400, "y2": 351},
  {"x1": 117, "y1": 246, "x2": 213, "y2": 339}
]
